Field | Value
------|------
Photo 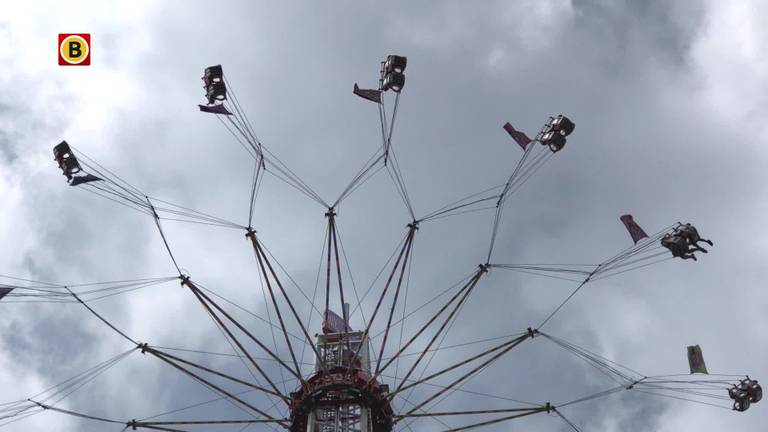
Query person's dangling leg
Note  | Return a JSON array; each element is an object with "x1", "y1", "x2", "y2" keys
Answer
[{"x1": 680, "y1": 252, "x2": 697, "y2": 261}]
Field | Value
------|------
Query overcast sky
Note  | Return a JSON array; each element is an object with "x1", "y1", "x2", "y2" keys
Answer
[{"x1": 1, "y1": 1, "x2": 767, "y2": 431}]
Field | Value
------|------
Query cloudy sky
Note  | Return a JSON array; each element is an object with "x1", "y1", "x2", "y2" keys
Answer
[{"x1": 1, "y1": 1, "x2": 767, "y2": 431}]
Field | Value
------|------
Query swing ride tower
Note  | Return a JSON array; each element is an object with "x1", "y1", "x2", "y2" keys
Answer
[{"x1": 290, "y1": 330, "x2": 391, "y2": 432}]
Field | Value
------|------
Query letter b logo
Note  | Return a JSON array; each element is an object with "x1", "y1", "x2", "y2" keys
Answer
[
  {"x1": 59, "y1": 34, "x2": 91, "y2": 66},
  {"x1": 68, "y1": 41, "x2": 81, "y2": 58}
]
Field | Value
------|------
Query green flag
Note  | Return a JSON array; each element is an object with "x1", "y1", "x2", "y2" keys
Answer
[{"x1": 687, "y1": 345, "x2": 708, "y2": 374}]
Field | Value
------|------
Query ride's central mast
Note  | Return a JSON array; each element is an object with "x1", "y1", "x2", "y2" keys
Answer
[{"x1": 290, "y1": 330, "x2": 393, "y2": 432}]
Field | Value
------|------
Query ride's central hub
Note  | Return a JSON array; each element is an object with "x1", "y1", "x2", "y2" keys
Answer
[{"x1": 289, "y1": 367, "x2": 393, "y2": 432}]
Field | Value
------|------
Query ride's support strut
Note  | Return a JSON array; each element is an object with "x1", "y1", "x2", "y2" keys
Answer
[
  {"x1": 537, "y1": 265, "x2": 601, "y2": 331},
  {"x1": 65, "y1": 286, "x2": 140, "y2": 346},
  {"x1": 368, "y1": 266, "x2": 486, "y2": 385},
  {"x1": 28, "y1": 400, "x2": 126, "y2": 426},
  {"x1": 324, "y1": 210, "x2": 333, "y2": 323},
  {"x1": 388, "y1": 334, "x2": 530, "y2": 398},
  {"x1": 381, "y1": 265, "x2": 488, "y2": 393},
  {"x1": 143, "y1": 346, "x2": 290, "y2": 401},
  {"x1": 350, "y1": 225, "x2": 417, "y2": 370},
  {"x1": 182, "y1": 278, "x2": 300, "y2": 392},
  {"x1": 146, "y1": 196, "x2": 183, "y2": 277},
  {"x1": 135, "y1": 349, "x2": 286, "y2": 426},
  {"x1": 326, "y1": 209, "x2": 350, "y2": 334},
  {"x1": 438, "y1": 407, "x2": 549, "y2": 432},
  {"x1": 246, "y1": 230, "x2": 303, "y2": 380},
  {"x1": 128, "y1": 419, "x2": 289, "y2": 430},
  {"x1": 396, "y1": 330, "x2": 533, "y2": 419},
  {"x1": 374, "y1": 222, "x2": 418, "y2": 376},
  {"x1": 394, "y1": 406, "x2": 549, "y2": 418},
  {"x1": 246, "y1": 228, "x2": 325, "y2": 374}
]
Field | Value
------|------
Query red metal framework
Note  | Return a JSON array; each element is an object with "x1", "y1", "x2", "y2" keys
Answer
[{"x1": 289, "y1": 367, "x2": 393, "y2": 432}]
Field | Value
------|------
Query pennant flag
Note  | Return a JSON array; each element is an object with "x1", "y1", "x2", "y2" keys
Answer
[
  {"x1": 503, "y1": 122, "x2": 533, "y2": 150},
  {"x1": 198, "y1": 104, "x2": 233, "y2": 115},
  {"x1": 687, "y1": 345, "x2": 709, "y2": 374},
  {"x1": 353, "y1": 84, "x2": 381, "y2": 104},
  {"x1": 70, "y1": 173, "x2": 103, "y2": 186},
  {"x1": 620, "y1": 214, "x2": 649, "y2": 244},
  {"x1": 322, "y1": 309, "x2": 348, "y2": 334},
  {"x1": 0, "y1": 287, "x2": 12, "y2": 301}
]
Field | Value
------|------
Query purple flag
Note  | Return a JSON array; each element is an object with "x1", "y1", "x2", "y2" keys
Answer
[
  {"x1": 620, "y1": 214, "x2": 649, "y2": 244},
  {"x1": 0, "y1": 287, "x2": 12, "y2": 301},
  {"x1": 503, "y1": 122, "x2": 532, "y2": 150},
  {"x1": 198, "y1": 104, "x2": 233, "y2": 115},
  {"x1": 353, "y1": 84, "x2": 382, "y2": 104},
  {"x1": 323, "y1": 309, "x2": 348, "y2": 334}
]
